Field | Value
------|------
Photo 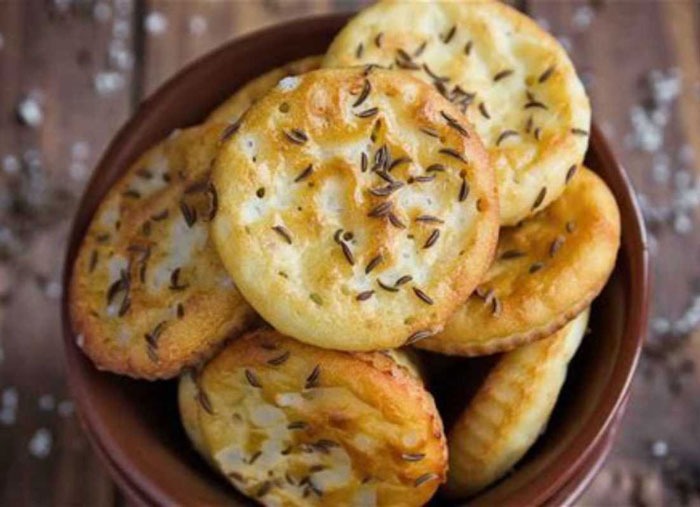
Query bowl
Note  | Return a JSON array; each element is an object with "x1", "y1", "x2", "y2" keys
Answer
[{"x1": 61, "y1": 13, "x2": 649, "y2": 506}]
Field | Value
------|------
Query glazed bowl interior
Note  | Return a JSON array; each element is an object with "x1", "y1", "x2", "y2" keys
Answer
[{"x1": 61, "y1": 13, "x2": 648, "y2": 507}]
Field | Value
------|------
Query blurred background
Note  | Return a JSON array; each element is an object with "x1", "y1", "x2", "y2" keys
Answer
[{"x1": 0, "y1": 0, "x2": 699, "y2": 505}]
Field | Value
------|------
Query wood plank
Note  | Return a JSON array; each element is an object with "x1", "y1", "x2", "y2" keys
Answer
[
  {"x1": 141, "y1": 0, "x2": 344, "y2": 98},
  {"x1": 524, "y1": 1, "x2": 700, "y2": 505},
  {"x1": 0, "y1": 0, "x2": 134, "y2": 505}
]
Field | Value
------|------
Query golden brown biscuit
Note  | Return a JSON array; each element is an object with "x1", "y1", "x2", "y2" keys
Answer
[
  {"x1": 211, "y1": 67, "x2": 499, "y2": 351},
  {"x1": 444, "y1": 309, "x2": 589, "y2": 498},
  {"x1": 323, "y1": 0, "x2": 591, "y2": 226},
  {"x1": 69, "y1": 123, "x2": 258, "y2": 379},
  {"x1": 417, "y1": 167, "x2": 619, "y2": 356},
  {"x1": 179, "y1": 329, "x2": 448, "y2": 506},
  {"x1": 178, "y1": 370, "x2": 209, "y2": 458},
  {"x1": 206, "y1": 56, "x2": 322, "y2": 124}
]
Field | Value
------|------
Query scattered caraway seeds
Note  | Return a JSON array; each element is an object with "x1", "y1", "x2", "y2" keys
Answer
[
  {"x1": 245, "y1": 369, "x2": 262, "y2": 388},
  {"x1": 305, "y1": 365, "x2": 321, "y2": 388}
]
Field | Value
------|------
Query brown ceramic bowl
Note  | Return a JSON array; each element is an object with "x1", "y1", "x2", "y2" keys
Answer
[{"x1": 61, "y1": 13, "x2": 649, "y2": 507}]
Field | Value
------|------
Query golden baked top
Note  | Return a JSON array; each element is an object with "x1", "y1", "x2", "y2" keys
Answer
[
  {"x1": 445, "y1": 308, "x2": 589, "y2": 497},
  {"x1": 323, "y1": 0, "x2": 591, "y2": 225},
  {"x1": 181, "y1": 329, "x2": 448, "y2": 506},
  {"x1": 69, "y1": 123, "x2": 257, "y2": 379},
  {"x1": 418, "y1": 167, "x2": 619, "y2": 356},
  {"x1": 211, "y1": 67, "x2": 499, "y2": 351},
  {"x1": 207, "y1": 56, "x2": 322, "y2": 124}
]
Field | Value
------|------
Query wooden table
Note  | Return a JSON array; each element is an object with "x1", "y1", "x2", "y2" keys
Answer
[{"x1": 1, "y1": 1, "x2": 698, "y2": 505}]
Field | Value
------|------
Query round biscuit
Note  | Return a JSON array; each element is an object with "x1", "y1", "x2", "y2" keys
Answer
[
  {"x1": 417, "y1": 167, "x2": 619, "y2": 357},
  {"x1": 211, "y1": 67, "x2": 499, "y2": 351},
  {"x1": 69, "y1": 123, "x2": 258, "y2": 380},
  {"x1": 445, "y1": 308, "x2": 589, "y2": 498},
  {"x1": 323, "y1": 0, "x2": 591, "y2": 225},
  {"x1": 180, "y1": 328, "x2": 448, "y2": 506},
  {"x1": 206, "y1": 55, "x2": 322, "y2": 124}
]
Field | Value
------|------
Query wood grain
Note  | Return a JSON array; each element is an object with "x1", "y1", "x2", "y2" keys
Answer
[
  {"x1": 525, "y1": 1, "x2": 700, "y2": 505},
  {"x1": 0, "y1": 0, "x2": 132, "y2": 505},
  {"x1": 1, "y1": 1, "x2": 699, "y2": 505}
]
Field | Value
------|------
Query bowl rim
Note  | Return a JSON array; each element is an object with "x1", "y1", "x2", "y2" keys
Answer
[{"x1": 61, "y1": 12, "x2": 650, "y2": 506}]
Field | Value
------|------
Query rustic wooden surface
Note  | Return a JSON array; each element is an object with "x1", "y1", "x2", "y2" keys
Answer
[{"x1": 0, "y1": 1, "x2": 698, "y2": 506}]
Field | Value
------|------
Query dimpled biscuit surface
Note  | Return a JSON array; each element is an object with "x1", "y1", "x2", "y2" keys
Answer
[
  {"x1": 323, "y1": 0, "x2": 591, "y2": 225},
  {"x1": 211, "y1": 67, "x2": 499, "y2": 351},
  {"x1": 180, "y1": 329, "x2": 448, "y2": 506},
  {"x1": 70, "y1": 123, "x2": 258, "y2": 379},
  {"x1": 444, "y1": 309, "x2": 589, "y2": 498},
  {"x1": 417, "y1": 167, "x2": 619, "y2": 357},
  {"x1": 207, "y1": 55, "x2": 322, "y2": 124}
]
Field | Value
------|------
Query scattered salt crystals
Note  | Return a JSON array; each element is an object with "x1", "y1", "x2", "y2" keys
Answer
[
  {"x1": 189, "y1": 15, "x2": 208, "y2": 36},
  {"x1": 145, "y1": 11, "x2": 168, "y2": 35},
  {"x1": 28, "y1": 428, "x2": 53, "y2": 459},
  {"x1": 44, "y1": 280, "x2": 62, "y2": 300},
  {"x1": 557, "y1": 35, "x2": 573, "y2": 53},
  {"x1": 94, "y1": 71, "x2": 125, "y2": 96},
  {"x1": 0, "y1": 226, "x2": 24, "y2": 259},
  {"x1": 57, "y1": 400, "x2": 74, "y2": 417},
  {"x1": 114, "y1": 0, "x2": 133, "y2": 17},
  {"x1": 16, "y1": 96, "x2": 44, "y2": 128},
  {"x1": 38, "y1": 394, "x2": 56, "y2": 412},
  {"x1": 112, "y1": 19, "x2": 131, "y2": 40},
  {"x1": 69, "y1": 161, "x2": 89, "y2": 182},
  {"x1": 1, "y1": 387, "x2": 19, "y2": 426},
  {"x1": 93, "y1": 1, "x2": 112, "y2": 22},
  {"x1": 651, "y1": 317, "x2": 671, "y2": 336},
  {"x1": 651, "y1": 153, "x2": 671, "y2": 184},
  {"x1": 671, "y1": 295, "x2": 700, "y2": 336},
  {"x1": 628, "y1": 69, "x2": 682, "y2": 153},
  {"x1": 2, "y1": 154, "x2": 20, "y2": 175},
  {"x1": 628, "y1": 106, "x2": 664, "y2": 152},
  {"x1": 71, "y1": 141, "x2": 90, "y2": 161},
  {"x1": 673, "y1": 213, "x2": 693, "y2": 235},
  {"x1": 572, "y1": 5, "x2": 595, "y2": 31},
  {"x1": 108, "y1": 40, "x2": 133, "y2": 71},
  {"x1": 651, "y1": 440, "x2": 669, "y2": 458}
]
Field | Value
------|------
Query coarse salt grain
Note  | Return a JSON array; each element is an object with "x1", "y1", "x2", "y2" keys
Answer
[
  {"x1": 2, "y1": 155, "x2": 20, "y2": 175},
  {"x1": 17, "y1": 97, "x2": 44, "y2": 128},
  {"x1": 572, "y1": 5, "x2": 595, "y2": 31},
  {"x1": 1, "y1": 387, "x2": 19, "y2": 426},
  {"x1": 145, "y1": 11, "x2": 168, "y2": 35},
  {"x1": 38, "y1": 394, "x2": 55, "y2": 412},
  {"x1": 94, "y1": 71, "x2": 125, "y2": 96},
  {"x1": 93, "y1": 2, "x2": 111, "y2": 22},
  {"x1": 650, "y1": 440, "x2": 668, "y2": 458},
  {"x1": 57, "y1": 400, "x2": 75, "y2": 417},
  {"x1": 189, "y1": 15, "x2": 208, "y2": 36},
  {"x1": 28, "y1": 428, "x2": 53, "y2": 459}
]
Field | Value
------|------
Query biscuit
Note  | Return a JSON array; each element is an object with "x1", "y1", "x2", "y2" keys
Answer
[
  {"x1": 444, "y1": 308, "x2": 589, "y2": 498},
  {"x1": 211, "y1": 67, "x2": 499, "y2": 351},
  {"x1": 206, "y1": 56, "x2": 322, "y2": 124},
  {"x1": 323, "y1": 0, "x2": 591, "y2": 225},
  {"x1": 179, "y1": 328, "x2": 448, "y2": 506},
  {"x1": 417, "y1": 167, "x2": 619, "y2": 356},
  {"x1": 69, "y1": 123, "x2": 258, "y2": 380}
]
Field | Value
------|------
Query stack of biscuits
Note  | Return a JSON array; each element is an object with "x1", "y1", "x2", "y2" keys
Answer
[{"x1": 69, "y1": 1, "x2": 621, "y2": 505}]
